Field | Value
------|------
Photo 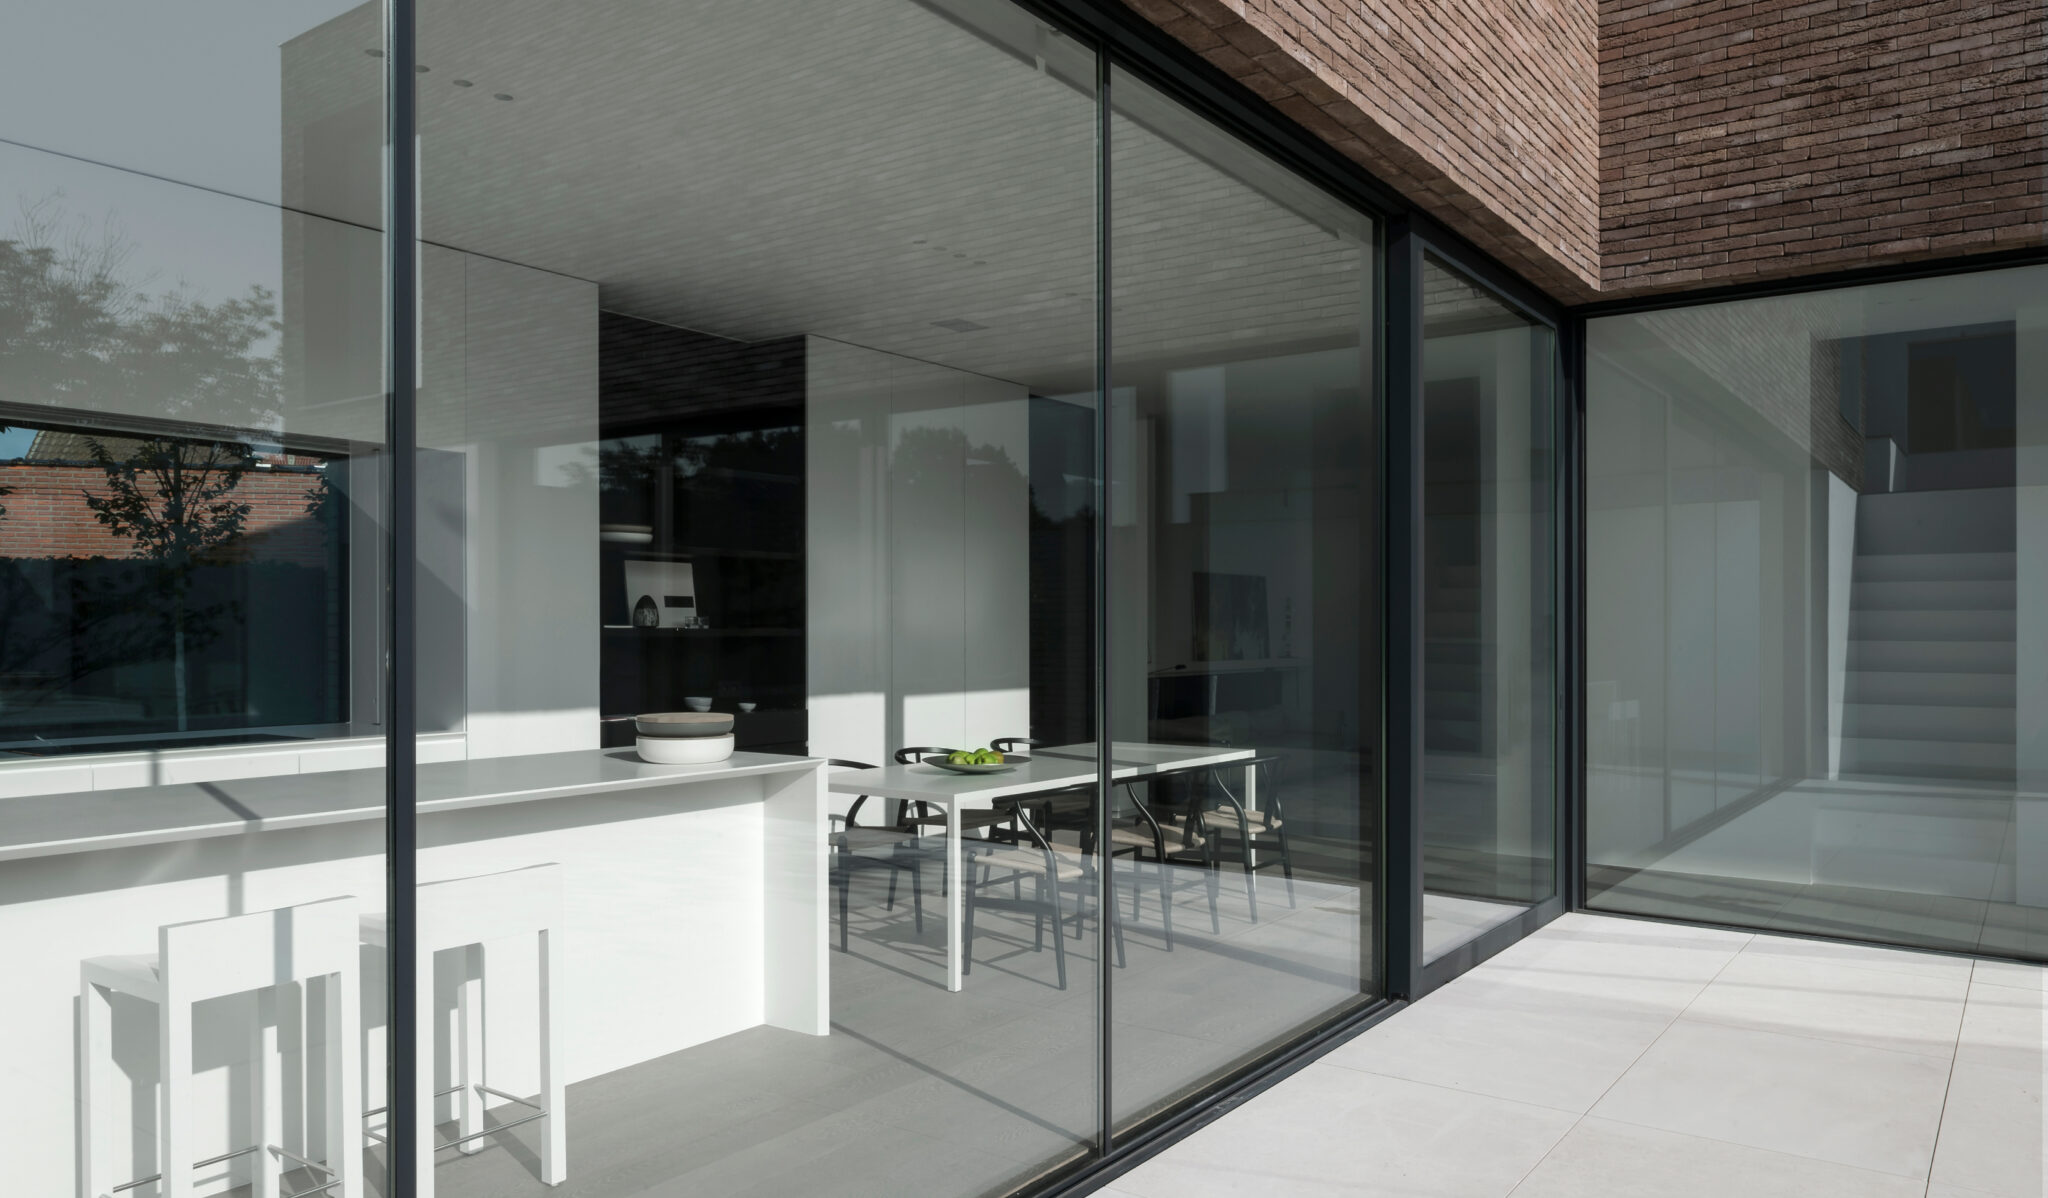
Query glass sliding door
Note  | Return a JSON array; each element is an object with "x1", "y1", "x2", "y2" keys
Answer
[
  {"x1": 1587, "y1": 264, "x2": 2048, "y2": 962},
  {"x1": 0, "y1": 4, "x2": 391, "y2": 1195},
  {"x1": 1418, "y1": 256, "x2": 1559, "y2": 964},
  {"x1": 404, "y1": 1, "x2": 1103, "y2": 1194},
  {"x1": 1105, "y1": 67, "x2": 1381, "y2": 1131}
]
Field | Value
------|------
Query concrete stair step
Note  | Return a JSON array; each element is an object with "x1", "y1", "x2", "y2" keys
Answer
[
  {"x1": 1843, "y1": 670, "x2": 2018, "y2": 707},
  {"x1": 1848, "y1": 609, "x2": 2016, "y2": 642},
  {"x1": 1839, "y1": 735, "x2": 2015, "y2": 781},
  {"x1": 1846, "y1": 640, "x2": 2016, "y2": 674},
  {"x1": 1841, "y1": 702, "x2": 2015, "y2": 744},
  {"x1": 1850, "y1": 579, "x2": 2015, "y2": 612},
  {"x1": 1852, "y1": 551, "x2": 2016, "y2": 584}
]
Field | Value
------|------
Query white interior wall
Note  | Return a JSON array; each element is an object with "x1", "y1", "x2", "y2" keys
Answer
[
  {"x1": 419, "y1": 247, "x2": 601, "y2": 760},
  {"x1": 805, "y1": 337, "x2": 1031, "y2": 772},
  {"x1": 1584, "y1": 354, "x2": 1670, "y2": 864},
  {"x1": 1488, "y1": 329, "x2": 1537, "y2": 863}
]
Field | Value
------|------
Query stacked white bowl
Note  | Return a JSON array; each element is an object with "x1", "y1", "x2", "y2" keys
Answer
[{"x1": 634, "y1": 711, "x2": 735, "y2": 763}]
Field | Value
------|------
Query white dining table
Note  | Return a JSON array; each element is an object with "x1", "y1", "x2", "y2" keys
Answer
[{"x1": 826, "y1": 741, "x2": 1256, "y2": 991}]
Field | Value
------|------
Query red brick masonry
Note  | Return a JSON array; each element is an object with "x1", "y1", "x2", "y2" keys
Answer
[
  {"x1": 1122, "y1": 0, "x2": 1605, "y2": 300},
  {"x1": 1602, "y1": 0, "x2": 2047, "y2": 294},
  {"x1": 1126, "y1": 0, "x2": 2045, "y2": 300}
]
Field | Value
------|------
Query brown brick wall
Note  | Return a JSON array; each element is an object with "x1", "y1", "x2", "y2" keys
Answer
[
  {"x1": 1601, "y1": 0, "x2": 2047, "y2": 295},
  {"x1": 1122, "y1": 0, "x2": 1605, "y2": 301},
  {"x1": 1128, "y1": 0, "x2": 2045, "y2": 301}
]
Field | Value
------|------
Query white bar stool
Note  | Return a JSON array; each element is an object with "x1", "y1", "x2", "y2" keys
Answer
[
  {"x1": 77, "y1": 896, "x2": 364, "y2": 1198},
  {"x1": 361, "y1": 863, "x2": 565, "y2": 1196}
]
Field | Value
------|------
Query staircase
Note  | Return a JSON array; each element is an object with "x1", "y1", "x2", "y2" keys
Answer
[{"x1": 1841, "y1": 489, "x2": 2016, "y2": 784}]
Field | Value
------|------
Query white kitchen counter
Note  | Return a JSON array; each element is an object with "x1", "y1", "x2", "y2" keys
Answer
[
  {"x1": 0, "y1": 748, "x2": 828, "y2": 1197},
  {"x1": 0, "y1": 747, "x2": 821, "y2": 860}
]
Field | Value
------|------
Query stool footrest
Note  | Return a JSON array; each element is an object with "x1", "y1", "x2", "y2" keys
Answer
[
  {"x1": 441, "y1": 1108, "x2": 548, "y2": 1150},
  {"x1": 109, "y1": 1142, "x2": 333, "y2": 1196}
]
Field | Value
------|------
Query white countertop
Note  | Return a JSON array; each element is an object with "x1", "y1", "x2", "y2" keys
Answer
[{"x1": 0, "y1": 749, "x2": 821, "y2": 862}]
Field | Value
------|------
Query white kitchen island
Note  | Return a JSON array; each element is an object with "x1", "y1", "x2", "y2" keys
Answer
[{"x1": 0, "y1": 748, "x2": 827, "y2": 1197}]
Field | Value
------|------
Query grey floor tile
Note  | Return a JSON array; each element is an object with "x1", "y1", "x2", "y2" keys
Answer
[
  {"x1": 1508, "y1": 1117, "x2": 1928, "y2": 1198},
  {"x1": 1590, "y1": 1018, "x2": 1951, "y2": 1179}
]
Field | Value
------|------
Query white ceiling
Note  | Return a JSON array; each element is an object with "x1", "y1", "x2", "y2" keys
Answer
[{"x1": 284, "y1": 0, "x2": 1372, "y2": 395}]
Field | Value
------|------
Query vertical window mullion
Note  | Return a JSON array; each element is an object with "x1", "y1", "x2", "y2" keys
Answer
[{"x1": 383, "y1": 0, "x2": 420, "y2": 1188}]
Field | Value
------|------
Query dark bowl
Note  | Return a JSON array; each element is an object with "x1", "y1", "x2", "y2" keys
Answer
[{"x1": 635, "y1": 711, "x2": 735, "y2": 738}]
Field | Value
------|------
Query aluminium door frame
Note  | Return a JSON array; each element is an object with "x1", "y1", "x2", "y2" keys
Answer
[
  {"x1": 1387, "y1": 223, "x2": 1575, "y2": 1000},
  {"x1": 382, "y1": 0, "x2": 421, "y2": 1191}
]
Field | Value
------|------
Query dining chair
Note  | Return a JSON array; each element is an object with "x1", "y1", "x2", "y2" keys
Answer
[
  {"x1": 1114, "y1": 777, "x2": 1225, "y2": 933},
  {"x1": 1096, "y1": 783, "x2": 1176, "y2": 949},
  {"x1": 962, "y1": 793, "x2": 1124, "y2": 990},
  {"x1": 1185, "y1": 756, "x2": 1295, "y2": 922},
  {"x1": 990, "y1": 736, "x2": 1092, "y2": 843},
  {"x1": 826, "y1": 759, "x2": 925, "y2": 952}
]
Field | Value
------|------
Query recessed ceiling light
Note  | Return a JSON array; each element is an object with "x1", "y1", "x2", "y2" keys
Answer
[
  {"x1": 974, "y1": 260, "x2": 986, "y2": 265},
  {"x1": 415, "y1": 64, "x2": 430, "y2": 74},
  {"x1": 932, "y1": 318, "x2": 988, "y2": 333},
  {"x1": 913, "y1": 239, "x2": 926, "y2": 245},
  {"x1": 453, "y1": 79, "x2": 474, "y2": 87},
  {"x1": 494, "y1": 93, "x2": 515, "y2": 101},
  {"x1": 954, "y1": 253, "x2": 967, "y2": 259},
  {"x1": 365, "y1": 48, "x2": 384, "y2": 58}
]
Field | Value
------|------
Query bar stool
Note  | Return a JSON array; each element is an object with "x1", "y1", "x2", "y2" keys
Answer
[
  {"x1": 77, "y1": 896, "x2": 364, "y2": 1198},
  {"x1": 361, "y1": 864, "x2": 565, "y2": 1197}
]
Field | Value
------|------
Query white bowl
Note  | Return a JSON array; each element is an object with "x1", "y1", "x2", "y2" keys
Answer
[
  {"x1": 684, "y1": 696, "x2": 713, "y2": 712},
  {"x1": 637, "y1": 733, "x2": 734, "y2": 764}
]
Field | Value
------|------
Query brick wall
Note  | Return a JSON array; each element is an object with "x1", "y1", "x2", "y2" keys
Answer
[
  {"x1": 0, "y1": 463, "x2": 335, "y2": 566},
  {"x1": 1122, "y1": 0, "x2": 1604, "y2": 300},
  {"x1": 1601, "y1": 0, "x2": 2046, "y2": 295},
  {"x1": 1127, "y1": 0, "x2": 2044, "y2": 302}
]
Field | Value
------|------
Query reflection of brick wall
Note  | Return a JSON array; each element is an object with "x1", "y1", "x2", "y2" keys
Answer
[
  {"x1": 1601, "y1": 0, "x2": 2044, "y2": 294},
  {"x1": 0, "y1": 463, "x2": 334, "y2": 566},
  {"x1": 1625, "y1": 292, "x2": 1864, "y2": 486}
]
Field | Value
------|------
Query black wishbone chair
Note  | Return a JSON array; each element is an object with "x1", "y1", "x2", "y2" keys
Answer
[
  {"x1": 991, "y1": 736, "x2": 1092, "y2": 844},
  {"x1": 962, "y1": 791, "x2": 1124, "y2": 990},
  {"x1": 825, "y1": 760, "x2": 925, "y2": 952},
  {"x1": 1195, "y1": 756, "x2": 1294, "y2": 921},
  {"x1": 1117, "y1": 777, "x2": 1225, "y2": 934},
  {"x1": 1093, "y1": 781, "x2": 1175, "y2": 949}
]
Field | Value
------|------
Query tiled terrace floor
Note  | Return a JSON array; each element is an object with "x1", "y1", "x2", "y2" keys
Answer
[{"x1": 1103, "y1": 913, "x2": 2047, "y2": 1198}]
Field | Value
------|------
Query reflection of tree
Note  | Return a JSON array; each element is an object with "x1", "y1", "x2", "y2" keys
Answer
[
  {"x1": 0, "y1": 197, "x2": 310, "y2": 732},
  {"x1": 889, "y1": 424, "x2": 1024, "y2": 494},
  {"x1": 81, "y1": 438, "x2": 254, "y2": 731}
]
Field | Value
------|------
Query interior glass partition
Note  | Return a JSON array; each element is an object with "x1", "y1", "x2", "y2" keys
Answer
[
  {"x1": 1106, "y1": 67, "x2": 1381, "y2": 1131},
  {"x1": 0, "y1": 3, "x2": 391, "y2": 1195},
  {"x1": 1587, "y1": 263, "x2": 2048, "y2": 962},
  {"x1": 1418, "y1": 256, "x2": 1559, "y2": 964},
  {"x1": 403, "y1": 0, "x2": 1104, "y2": 1194}
]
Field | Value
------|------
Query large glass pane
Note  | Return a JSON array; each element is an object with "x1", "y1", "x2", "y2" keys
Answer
[
  {"x1": 1, "y1": 4, "x2": 389, "y2": 1196},
  {"x1": 1587, "y1": 264, "x2": 2048, "y2": 961},
  {"x1": 1419, "y1": 257, "x2": 1558, "y2": 963},
  {"x1": 1106, "y1": 67, "x2": 1380, "y2": 1131},
  {"x1": 405, "y1": 1, "x2": 1102, "y2": 1194}
]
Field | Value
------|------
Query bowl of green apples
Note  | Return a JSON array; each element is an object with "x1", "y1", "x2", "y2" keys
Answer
[{"x1": 924, "y1": 748, "x2": 1025, "y2": 774}]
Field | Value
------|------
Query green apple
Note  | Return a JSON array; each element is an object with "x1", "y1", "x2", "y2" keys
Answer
[{"x1": 948, "y1": 751, "x2": 973, "y2": 765}]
